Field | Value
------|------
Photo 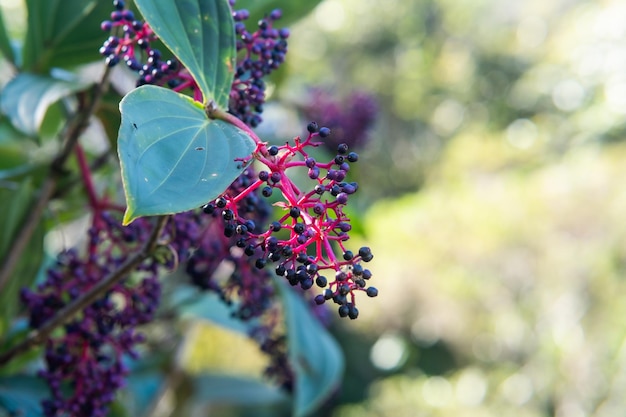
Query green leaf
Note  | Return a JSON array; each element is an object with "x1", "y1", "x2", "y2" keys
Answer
[
  {"x1": 22, "y1": 0, "x2": 101, "y2": 71},
  {"x1": 0, "y1": 180, "x2": 45, "y2": 337},
  {"x1": 118, "y1": 370, "x2": 162, "y2": 416},
  {"x1": 96, "y1": 90, "x2": 124, "y2": 152},
  {"x1": 0, "y1": 6, "x2": 15, "y2": 64},
  {"x1": 235, "y1": 0, "x2": 323, "y2": 27},
  {"x1": 191, "y1": 374, "x2": 288, "y2": 406},
  {"x1": 0, "y1": 73, "x2": 88, "y2": 137},
  {"x1": 0, "y1": 375, "x2": 48, "y2": 417},
  {"x1": 172, "y1": 285, "x2": 253, "y2": 334},
  {"x1": 0, "y1": 117, "x2": 33, "y2": 172},
  {"x1": 118, "y1": 85, "x2": 255, "y2": 224},
  {"x1": 276, "y1": 280, "x2": 345, "y2": 417},
  {"x1": 134, "y1": 0, "x2": 236, "y2": 108}
]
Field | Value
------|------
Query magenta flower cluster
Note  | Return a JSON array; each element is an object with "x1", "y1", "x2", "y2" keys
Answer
[{"x1": 206, "y1": 122, "x2": 376, "y2": 320}]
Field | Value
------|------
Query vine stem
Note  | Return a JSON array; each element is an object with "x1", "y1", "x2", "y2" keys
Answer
[
  {"x1": 0, "y1": 65, "x2": 113, "y2": 292},
  {"x1": 0, "y1": 216, "x2": 169, "y2": 366}
]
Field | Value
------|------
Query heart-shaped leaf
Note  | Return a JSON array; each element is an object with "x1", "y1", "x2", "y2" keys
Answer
[
  {"x1": 118, "y1": 85, "x2": 255, "y2": 224},
  {"x1": 134, "y1": 0, "x2": 236, "y2": 108},
  {"x1": 0, "y1": 73, "x2": 88, "y2": 137},
  {"x1": 276, "y1": 280, "x2": 345, "y2": 417}
]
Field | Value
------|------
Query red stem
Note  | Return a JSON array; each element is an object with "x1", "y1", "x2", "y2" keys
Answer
[{"x1": 75, "y1": 144, "x2": 100, "y2": 211}]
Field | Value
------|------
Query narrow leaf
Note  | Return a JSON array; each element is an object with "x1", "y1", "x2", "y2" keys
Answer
[
  {"x1": 22, "y1": 0, "x2": 98, "y2": 71},
  {"x1": 0, "y1": 180, "x2": 45, "y2": 335},
  {"x1": 276, "y1": 280, "x2": 345, "y2": 417},
  {"x1": 0, "y1": 6, "x2": 15, "y2": 64},
  {"x1": 134, "y1": 0, "x2": 236, "y2": 108},
  {"x1": 118, "y1": 85, "x2": 255, "y2": 224},
  {"x1": 0, "y1": 73, "x2": 88, "y2": 137}
]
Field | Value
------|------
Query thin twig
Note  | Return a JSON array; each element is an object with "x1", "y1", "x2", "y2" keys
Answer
[
  {"x1": 0, "y1": 65, "x2": 113, "y2": 291},
  {"x1": 0, "y1": 216, "x2": 169, "y2": 366}
]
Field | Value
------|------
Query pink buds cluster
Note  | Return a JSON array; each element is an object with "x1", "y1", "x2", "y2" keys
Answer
[{"x1": 204, "y1": 123, "x2": 377, "y2": 319}]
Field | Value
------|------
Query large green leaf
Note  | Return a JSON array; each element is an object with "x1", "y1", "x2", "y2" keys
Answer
[
  {"x1": 134, "y1": 0, "x2": 236, "y2": 108},
  {"x1": 276, "y1": 280, "x2": 345, "y2": 417},
  {"x1": 191, "y1": 374, "x2": 288, "y2": 406},
  {"x1": 0, "y1": 73, "x2": 88, "y2": 137},
  {"x1": 172, "y1": 284, "x2": 253, "y2": 334},
  {"x1": 118, "y1": 85, "x2": 255, "y2": 224},
  {"x1": 22, "y1": 0, "x2": 104, "y2": 71},
  {"x1": 0, "y1": 6, "x2": 14, "y2": 65},
  {"x1": 105, "y1": 356, "x2": 167, "y2": 417},
  {"x1": 0, "y1": 375, "x2": 48, "y2": 417}
]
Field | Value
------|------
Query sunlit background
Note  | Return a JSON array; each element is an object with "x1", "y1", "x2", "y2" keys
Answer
[{"x1": 277, "y1": 0, "x2": 626, "y2": 416}]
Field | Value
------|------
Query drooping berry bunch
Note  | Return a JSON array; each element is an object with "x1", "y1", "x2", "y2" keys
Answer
[
  {"x1": 206, "y1": 123, "x2": 377, "y2": 320},
  {"x1": 99, "y1": 0, "x2": 289, "y2": 122},
  {"x1": 185, "y1": 168, "x2": 295, "y2": 386},
  {"x1": 19, "y1": 211, "x2": 207, "y2": 417},
  {"x1": 301, "y1": 88, "x2": 378, "y2": 151},
  {"x1": 20, "y1": 215, "x2": 156, "y2": 417},
  {"x1": 187, "y1": 168, "x2": 276, "y2": 320},
  {"x1": 229, "y1": 7, "x2": 290, "y2": 127},
  {"x1": 250, "y1": 310, "x2": 294, "y2": 391}
]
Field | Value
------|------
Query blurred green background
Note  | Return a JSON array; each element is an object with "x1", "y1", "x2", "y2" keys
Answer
[{"x1": 272, "y1": 0, "x2": 626, "y2": 416}]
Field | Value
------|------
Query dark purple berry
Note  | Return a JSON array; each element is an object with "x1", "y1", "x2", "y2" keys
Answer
[
  {"x1": 319, "y1": 127, "x2": 331, "y2": 137},
  {"x1": 366, "y1": 287, "x2": 378, "y2": 297},
  {"x1": 289, "y1": 207, "x2": 300, "y2": 218}
]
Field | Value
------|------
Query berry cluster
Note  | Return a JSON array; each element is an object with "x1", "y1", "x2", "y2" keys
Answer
[
  {"x1": 206, "y1": 123, "x2": 377, "y2": 319},
  {"x1": 184, "y1": 169, "x2": 295, "y2": 386},
  {"x1": 20, "y1": 215, "x2": 158, "y2": 417},
  {"x1": 98, "y1": 0, "x2": 201, "y2": 99},
  {"x1": 301, "y1": 88, "x2": 378, "y2": 151},
  {"x1": 250, "y1": 316, "x2": 294, "y2": 391},
  {"x1": 187, "y1": 168, "x2": 276, "y2": 320},
  {"x1": 99, "y1": 0, "x2": 289, "y2": 122},
  {"x1": 230, "y1": 7, "x2": 289, "y2": 127},
  {"x1": 19, "y1": 211, "x2": 208, "y2": 417}
]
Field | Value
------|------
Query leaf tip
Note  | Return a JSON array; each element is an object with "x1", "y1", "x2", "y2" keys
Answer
[{"x1": 122, "y1": 209, "x2": 136, "y2": 226}]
